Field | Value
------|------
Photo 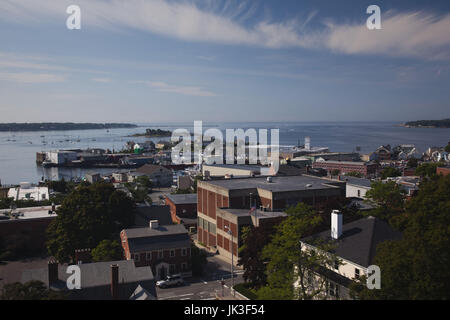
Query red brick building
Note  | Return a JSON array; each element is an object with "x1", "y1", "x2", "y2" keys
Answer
[
  {"x1": 120, "y1": 221, "x2": 191, "y2": 280},
  {"x1": 196, "y1": 175, "x2": 345, "y2": 264},
  {"x1": 437, "y1": 166, "x2": 450, "y2": 176},
  {"x1": 165, "y1": 194, "x2": 197, "y2": 230},
  {"x1": 312, "y1": 160, "x2": 378, "y2": 177}
]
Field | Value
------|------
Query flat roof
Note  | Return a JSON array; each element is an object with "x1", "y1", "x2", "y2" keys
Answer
[
  {"x1": 314, "y1": 160, "x2": 367, "y2": 165},
  {"x1": 200, "y1": 175, "x2": 343, "y2": 193},
  {"x1": 165, "y1": 193, "x2": 197, "y2": 205},
  {"x1": 123, "y1": 224, "x2": 188, "y2": 238},
  {"x1": 219, "y1": 208, "x2": 288, "y2": 219},
  {"x1": 0, "y1": 205, "x2": 58, "y2": 221},
  {"x1": 342, "y1": 177, "x2": 372, "y2": 188},
  {"x1": 203, "y1": 164, "x2": 262, "y2": 171}
]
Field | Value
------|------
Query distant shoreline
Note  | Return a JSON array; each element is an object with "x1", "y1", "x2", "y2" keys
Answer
[
  {"x1": 399, "y1": 119, "x2": 450, "y2": 128},
  {"x1": 0, "y1": 122, "x2": 138, "y2": 132}
]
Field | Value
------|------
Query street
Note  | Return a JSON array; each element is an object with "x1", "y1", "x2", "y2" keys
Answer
[{"x1": 157, "y1": 254, "x2": 245, "y2": 300}]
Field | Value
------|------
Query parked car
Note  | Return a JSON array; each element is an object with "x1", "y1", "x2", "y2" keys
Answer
[{"x1": 156, "y1": 274, "x2": 184, "y2": 288}]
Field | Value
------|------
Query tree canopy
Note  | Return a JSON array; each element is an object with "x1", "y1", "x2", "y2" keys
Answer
[
  {"x1": 380, "y1": 167, "x2": 401, "y2": 180},
  {"x1": 46, "y1": 183, "x2": 135, "y2": 263},
  {"x1": 351, "y1": 174, "x2": 450, "y2": 299},
  {"x1": 0, "y1": 281, "x2": 65, "y2": 300},
  {"x1": 364, "y1": 181, "x2": 406, "y2": 223},
  {"x1": 257, "y1": 203, "x2": 338, "y2": 300},
  {"x1": 91, "y1": 239, "x2": 123, "y2": 262}
]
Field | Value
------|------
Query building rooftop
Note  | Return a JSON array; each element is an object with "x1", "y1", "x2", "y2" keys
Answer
[
  {"x1": 134, "y1": 205, "x2": 173, "y2": 227},
  {"x1": 302, "y1": 216, "x2": 402, "y2": 267},
  {"x1": 0, "y1": 205, "x2": 58, "y2": 221},
  {"x1": 203, "y1": 163, "x2": 262, "y2": 172},
  {"x1": 123, "y1": 225, "x2": 190, "y2": 252},
  {"x1": 22, "y1": 260, "x2": 154, "y2": 291},
  {"x1": 314, "y1": 160, "x2": 368, "y2": 166},
  {"x1": 200, "y1": 175, "x2": 343, "y2": 193},
  {"x1": 165, "y1": 193, "x2": 197, "y2": 205},
  {"x1": 124, "y1": 224, "x2": 188, "y2": 238},
  {"x1": 136, "y1": 164, "x2": 171, "y2": 175},
  {"x1": 342, "y1": 176, "x2": 372, "y2": 188},
  {"x1": 219, "y1": 208, "x2": 288, "y2": 219}
]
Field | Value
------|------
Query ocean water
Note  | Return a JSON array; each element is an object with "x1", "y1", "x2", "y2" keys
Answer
[{"x1": 0, "y1": 121, "x2": 449, "y2": 185}]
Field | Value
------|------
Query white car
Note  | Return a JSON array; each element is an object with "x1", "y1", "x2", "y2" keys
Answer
[{"x1": 156, "y1": 274, "x2": 184, "y2": 288}]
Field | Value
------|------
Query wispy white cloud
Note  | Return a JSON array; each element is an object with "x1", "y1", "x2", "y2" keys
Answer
[
  {"x1": 142, "y1": 81, "x2": 216, "y2": 97},
  {"x1": 324, "y1": 11, "x2": 450, "y2": 60},
  {"x1": 0, "y1": 1, "x2": 449, "y2": 60},
  {"x1": 0, "y1": 72, "x2": 66, "y2": 83}
]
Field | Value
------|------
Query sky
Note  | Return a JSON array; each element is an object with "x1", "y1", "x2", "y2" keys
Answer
[{"x1": 0, "y1": 0, "x2": 449, "y2": 123}]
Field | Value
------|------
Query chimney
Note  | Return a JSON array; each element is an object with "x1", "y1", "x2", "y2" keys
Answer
[
  {"x1": 111, "y1": 264, "x2": 119, "y2": 299},
  {"x1": 48, "y1": 260, "x2": 58, "y2": 285},
  {"x1": 149, "y1": 220, "x2": 159, "y2": 229},
  {"x1": 331, "y1": 210, "x2": 343, "y2": 240}
]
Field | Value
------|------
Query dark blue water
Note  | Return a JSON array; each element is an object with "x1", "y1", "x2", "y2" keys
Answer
[{"x1": 0, "y1": 122, "x2": 449, "y2": 185}]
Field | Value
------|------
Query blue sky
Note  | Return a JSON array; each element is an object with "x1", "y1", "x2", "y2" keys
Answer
[{"x1": 0, "y1": 0, "x2": 449, "y2": 123}]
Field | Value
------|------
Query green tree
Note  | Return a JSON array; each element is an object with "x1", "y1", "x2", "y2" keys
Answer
[
  {"x1": 46, "y1": 183, "x2": 135, "y2": 263},
  {"x1": 406, "y1": 158, "x2": 418, "y2": 168},
  {"x1": 91, "y1": 239, "x2": 123, "y2": 262},
  {"x1": 444, "y1": 143, "x2": 450, "y2": 153},
  {"x1": 380, "y1": 167, "x2": 401, "y2": 180},
  {"x1": 238, "y1": 221, "x2": 282, "y2": 289},
  {"x1": 0, "y1": 281, "x2": 65, "y2": 300},
  {"x1": 364, "y1": 181, "x2": 406, "y2": 223},
  {"x1": 257, "y1": 203, "x2": 338, "y2": 300},
  {"x1": 191, "y1": 245, "x2": 207, "y2": 276},
  {"x1": 330, "y1": 169, "x2": 340, "y2": 177},
  {"x1": 351, "y1": 175, "x2": 450, "y2": 299},
  {"x1": 415, "y1": 162, "x2": 444, "y2": 178},
  {"x1": 345, "y1": 171, "x2": 363, "y2": 178}
]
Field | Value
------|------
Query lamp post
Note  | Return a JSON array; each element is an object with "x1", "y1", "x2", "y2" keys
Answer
[{"x1": 224, "y1": 225, "x2": 235, "y2": 296}]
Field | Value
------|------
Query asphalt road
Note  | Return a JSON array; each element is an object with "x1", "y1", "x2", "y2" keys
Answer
[{"x1": 157, "y1": 255, "x2": 244, "y2": 300}]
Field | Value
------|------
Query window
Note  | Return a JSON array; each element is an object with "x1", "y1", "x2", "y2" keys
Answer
[
  {"x1": 146, "y1": 252, "x2": 152, "y2": 261},
  {"x1": 328, "y1": 282, "x2": 339, "y2": 298},
  {"x1": 133, "y1": 253, "x2": 140, "y2": 262},
  {"x1": 182, "y1": 263, "x2": 188, "y2": 272},
  {"x1": 170, "y1": 249, "x2": 175, "y2": 257},
  {"x1": 181, "y1": 248, "x2": 187, "y2": 256},
  {"x1": 210, "y1": 222, "x2": 216, "y2": 235},
  {"x1": 357, "y1": 189, "x2": 361, "y2": 197},
  {"x1": 169, "y1": 264, "x2": 176, "y2": 274},
  {"x1": 355, "y1": 268, "x2": 360, "y2": 279},
  {"x1": 158, "y1": 250, "x2": 164, "y2": 259}
]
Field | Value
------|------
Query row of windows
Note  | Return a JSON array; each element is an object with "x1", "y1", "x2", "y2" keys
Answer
[
  {"x1": 198, "y1": 217, "x2": 216, "y2": 234},
  {"x1": 169, "y1": 263, "x2": 189, "y2": 274},
  {"x1": 131, "y1": 248, "x2": 189, "y2": 261}
]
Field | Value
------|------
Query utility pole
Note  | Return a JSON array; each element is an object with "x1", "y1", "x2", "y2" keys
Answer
[{"x1": 225, "y1": 225, "x2": 235, "y2": 296}]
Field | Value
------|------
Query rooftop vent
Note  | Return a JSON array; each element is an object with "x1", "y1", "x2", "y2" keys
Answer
[
  {"x1": 266, "y1": 176, "x2": 273, "y2": 183},
  {"x1": 305, "y1": 184, "x2": 312, "y2": 188},
  {"x1": 149, "y1": 220, "x2": 159, "y2": 229}
]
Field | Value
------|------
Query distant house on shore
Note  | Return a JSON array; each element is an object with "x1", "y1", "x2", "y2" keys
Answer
[{"x1": 135, "y1": 164, "x2": 172, "y2": 187}]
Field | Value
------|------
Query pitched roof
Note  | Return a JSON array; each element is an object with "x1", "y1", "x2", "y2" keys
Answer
[
  {"x1": 134, "y1": 205, "x2": 172, "y2": 227},
  {"x1": 21, "y1": 260, "x2": 156, "y2": 299},
  {"x1": 136, "y1": 164, "x2": 171, "y2": 175},
  {"x1": 302, "y1": 216, "x2": 402, "y2": 267}
]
